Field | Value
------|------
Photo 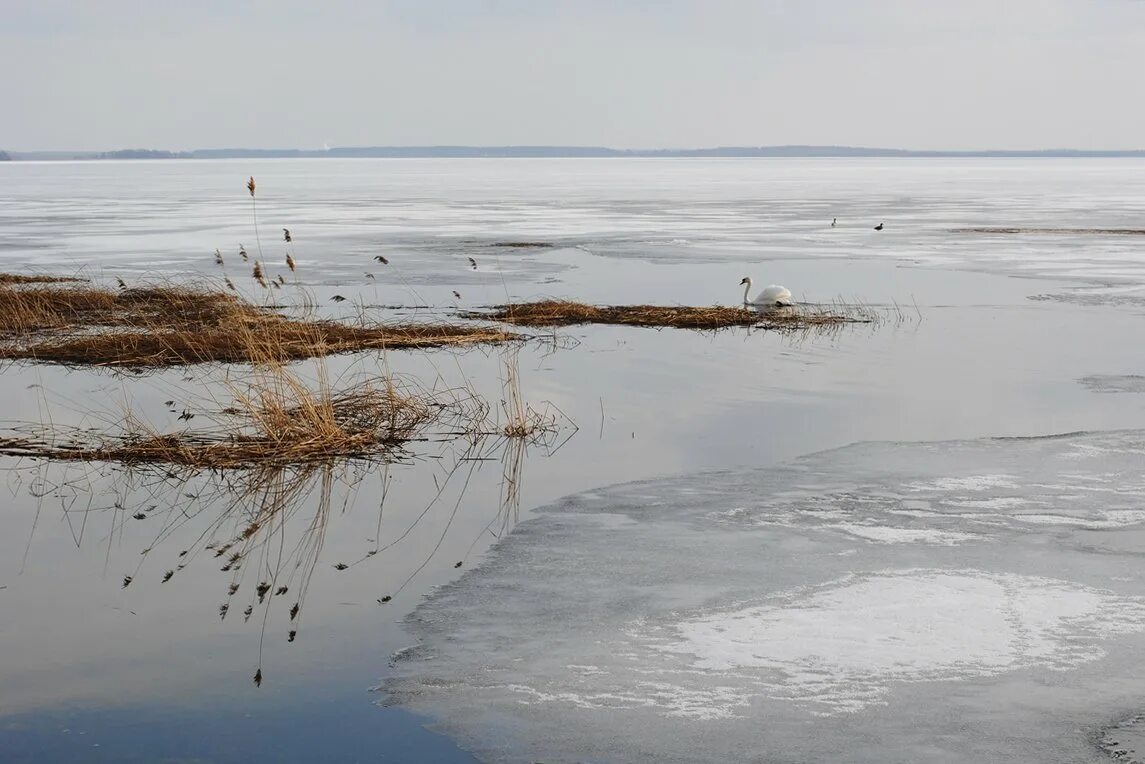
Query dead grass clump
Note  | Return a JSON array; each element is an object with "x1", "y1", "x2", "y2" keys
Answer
[
  {"x1": 0, "y1": 368, "x2": 463, "y2": 469},
  {"x1": 0, "y1": 279, "x2": 518, "y2": 367},
  {"x1": 0, "y1": 282, "x2": 246, "y2": 334},
  {"x1": 466, "y1": 300, "x2": 863, "y2": 330}
]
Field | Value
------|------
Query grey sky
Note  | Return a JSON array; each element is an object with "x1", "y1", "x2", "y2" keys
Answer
[{"x1": 4, "y1": 0, "x2": 1144, "y2": 151}]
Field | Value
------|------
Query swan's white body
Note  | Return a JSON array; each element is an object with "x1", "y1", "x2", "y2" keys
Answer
[{"x1": 740, "y1": 277, "x2": 793, "y2": 307}]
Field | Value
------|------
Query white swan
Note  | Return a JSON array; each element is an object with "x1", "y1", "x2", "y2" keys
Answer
[{"x1": 740, "y1": 277, "x2": 793, "y2": 307}]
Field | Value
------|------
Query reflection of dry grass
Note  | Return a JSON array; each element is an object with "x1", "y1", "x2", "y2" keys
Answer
[
  {"x1": 0, "y1": 279, "x2": 518, "y2": 367},
  {"x1": 467, "y1": 300, "x2": 869, "y2": 330}
]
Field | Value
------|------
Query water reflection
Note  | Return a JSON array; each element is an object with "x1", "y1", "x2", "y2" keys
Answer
[{"x1": 4, "y1": 350, "x2": 575, "y2": 690}]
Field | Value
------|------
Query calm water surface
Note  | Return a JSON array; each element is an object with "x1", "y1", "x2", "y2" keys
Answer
[{"x1": 1, "y1": 159, "x2": 1144, "y2": 762}]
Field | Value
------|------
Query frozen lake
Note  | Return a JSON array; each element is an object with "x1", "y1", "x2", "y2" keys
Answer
[{"x1": 1, "y1": 158, "x2": 1144, "y2": 762}]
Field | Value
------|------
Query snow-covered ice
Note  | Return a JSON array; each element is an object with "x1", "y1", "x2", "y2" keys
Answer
[{"x1": 383, "y1": 430, "x2": 1145, "y2": 762}]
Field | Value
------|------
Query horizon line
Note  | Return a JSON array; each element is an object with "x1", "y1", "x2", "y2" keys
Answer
[{"x1": 6, "y1": 144, "x2": 1145, "y2": 160}]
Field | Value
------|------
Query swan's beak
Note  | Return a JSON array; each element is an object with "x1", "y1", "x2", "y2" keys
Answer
[{"x1": 739, "y1": 278, "x2": 748, "y2": 285}]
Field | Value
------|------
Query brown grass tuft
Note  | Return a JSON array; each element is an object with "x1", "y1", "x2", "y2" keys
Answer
[
  {"x1": 466, "y1": 300, "x2": 866, "y2": 330},
  {"x1": 0, "y1": 366, "x2": 474, "y2": 469}
]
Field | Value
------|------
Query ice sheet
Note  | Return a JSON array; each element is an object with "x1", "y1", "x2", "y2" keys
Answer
[{"x1": 382, "y1": 430, "x2": 1145, "y2": 762}]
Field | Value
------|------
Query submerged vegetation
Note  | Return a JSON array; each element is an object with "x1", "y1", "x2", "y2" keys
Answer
[
  {"x1": 952, "y1": 227, "x2": 1145, "y2": 235},
  {"x1": 0, "y1": 278, "x2": 518, "y2": 367},
  {"x1": 466, "y1": 299, "x2": 875, "y2": 330}
]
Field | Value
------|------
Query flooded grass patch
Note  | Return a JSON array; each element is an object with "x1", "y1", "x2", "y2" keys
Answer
[
  {"x1": 487, "y1": 241, "x2": 555, "y2": 249},
  {"x1": 0, "y1": 272, "x2": 89, "y2": 284},
  {"x1": 0, "y1": 361, "x2": 494, "y2": 469},
  {"x1": 466, "y1": 300, "x2": 873, "y2": 330},
  {"x1": 0, "y1": 279, "x2": 518, "y2": 368},
  {"x1": 3, "y1": 382, "x2": 439, "y2": 469},
  {"x1": 952, "y1": 227, "x2": 1145, "y2": 235}
]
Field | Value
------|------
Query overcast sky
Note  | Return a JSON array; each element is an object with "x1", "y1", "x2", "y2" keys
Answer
[{"x1": 4, "y1": 0, "x2": 1144, "y2": 151}]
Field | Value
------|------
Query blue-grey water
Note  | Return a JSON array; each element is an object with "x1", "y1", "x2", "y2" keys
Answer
[{"x1": 1, "y1": 158, "x2": 1145, "y2": 762}]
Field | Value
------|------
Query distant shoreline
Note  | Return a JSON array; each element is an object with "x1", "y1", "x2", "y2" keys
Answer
[{"x1": 5, "y1": 145, "x2": 1145, "y2": 161}]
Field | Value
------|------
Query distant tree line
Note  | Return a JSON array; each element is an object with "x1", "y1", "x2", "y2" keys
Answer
[
  {"x1": 0, "y1": 150, "x2": 11, "y2": 161},
  {"x1": 98, "y1": 149, "x2": 191, "y2": 160}
]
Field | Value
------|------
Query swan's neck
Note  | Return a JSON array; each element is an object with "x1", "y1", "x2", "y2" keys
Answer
[{"x1": 742, "y1": 280, "x2": 751, "y2": 304}]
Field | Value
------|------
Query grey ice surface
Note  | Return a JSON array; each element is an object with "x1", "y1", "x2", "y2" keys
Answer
[
  {"x1": 383, "y1": 430, "x2": 1145, "y2": 763},
  {"x1": 1080, "y1": 376, "x2": 1145, "y2": 394}
]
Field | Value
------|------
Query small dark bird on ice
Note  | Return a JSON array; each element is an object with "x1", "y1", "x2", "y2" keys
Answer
[
  {"x1": 874, "y1": 222, "x2": 884, "y2": 231},
  {"x1": 374, "y1": 255, "x2": 389, "y2": 264},
  {"x1": 452, "y1": 290, "x2": 462, "y2": 300},
  {"x1": 831, "y1": 218, "x2": 837, "y2": 228},
  {"x1": 467, "y1": 257, "x2": 478, "y2": 269},
  {"x1": 330, "y1": 295, "x2": 347, "y2": 303}
]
